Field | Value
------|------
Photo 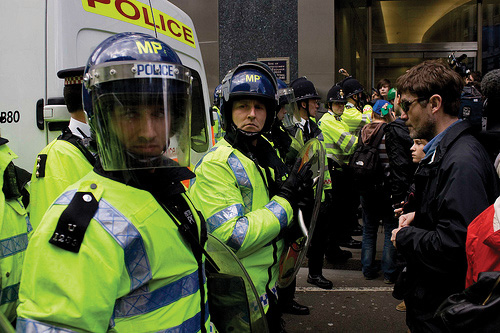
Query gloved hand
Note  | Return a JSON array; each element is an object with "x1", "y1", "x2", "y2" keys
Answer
[{"x1": 277, "y1": 157, "x2": 314, "y2": 209}]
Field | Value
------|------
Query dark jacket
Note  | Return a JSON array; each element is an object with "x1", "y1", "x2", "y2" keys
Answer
[
  {"x1": 384, "y1": 118, "x2": 415, "y2": 205},
  {"x1": 396, "y1": 120, "x2": 499, "y2": 330}
]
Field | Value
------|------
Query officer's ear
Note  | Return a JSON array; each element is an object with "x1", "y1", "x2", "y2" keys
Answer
[{"x1": 301, "y1": 101, "x2": 307, "y2": 110}]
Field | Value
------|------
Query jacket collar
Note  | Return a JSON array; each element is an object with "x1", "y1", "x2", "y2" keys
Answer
[{"x1": 423, "y1": 119, "x2": 471, "y2": 165}]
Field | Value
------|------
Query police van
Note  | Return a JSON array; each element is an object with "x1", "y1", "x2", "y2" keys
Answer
[{"x1": 0, "y1": 0, "x2": 213, "y2": 171}]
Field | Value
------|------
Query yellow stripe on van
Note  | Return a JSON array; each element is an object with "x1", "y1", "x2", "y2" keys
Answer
[{"x1": 82, "y1": 0, "x2": 196, "y2": 48}]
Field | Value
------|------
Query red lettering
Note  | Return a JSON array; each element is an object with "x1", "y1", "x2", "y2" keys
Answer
[
  {"x1": 167, "y1": 20, "x2": 181, "y2": 37},
  {"x1": 115, "y1": 0, "x2": 140, "y2": 20},
  {"x1": 183, "y1": 26, "x2": 194, "y2": 45},
  {"x1": 87, "y1": 0, "x2": 110, "y2": 8},
  {"x1": 142, "y1": 7, "x2": 155, "y2": 27},
  {"x1": 159, "y1": 14, "x2": 166, "y2": 31}
]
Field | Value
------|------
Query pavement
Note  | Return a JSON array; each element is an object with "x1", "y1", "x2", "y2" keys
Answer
[{"x1": 282, "y1": 232, "x2": 409, "y2": 333}]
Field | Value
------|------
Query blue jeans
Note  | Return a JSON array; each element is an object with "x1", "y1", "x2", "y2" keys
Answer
[{"x1": 360, "y1": 191, "x2": 397, "y2": 280}]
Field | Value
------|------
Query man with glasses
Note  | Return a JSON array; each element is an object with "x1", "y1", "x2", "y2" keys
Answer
[{"x1": 390, "y1": 60, "x2": 499, "y2": 332}]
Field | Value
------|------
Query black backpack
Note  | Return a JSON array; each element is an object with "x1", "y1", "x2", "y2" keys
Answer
[
  {"x1": 459, "y1": 85, "x2": 483, "y2": 131},
  {"x1": 348, "y1": 124, "x2": 387, "y2": 193}
]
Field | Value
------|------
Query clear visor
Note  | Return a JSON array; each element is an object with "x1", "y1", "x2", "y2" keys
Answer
[
  {"x1": 280, "y1": 88, "x2": 301, "y2": 128},
  {"x1": 90, "y1": 63, "x2": 192, "y2": 170}
]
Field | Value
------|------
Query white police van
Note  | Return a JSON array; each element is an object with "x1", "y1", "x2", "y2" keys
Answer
[{"x1": 0, "y1": 0, "x2": 213, "y2": 171}]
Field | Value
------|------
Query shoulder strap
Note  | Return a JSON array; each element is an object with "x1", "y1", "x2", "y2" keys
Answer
[
  {"x1": 58, "y1": 128, "x2": 96, "y2": 166},
  {"x1": 368, "y1": 124, "x2": 387, "y2": 147}
]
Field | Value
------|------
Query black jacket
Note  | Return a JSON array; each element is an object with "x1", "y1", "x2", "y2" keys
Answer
[
  {"x1": 396, "y1": 121, "x2": 500, "y2": 323},
  {"x1": 384, "y1": 118, "x2": 415, "y2": 205}
]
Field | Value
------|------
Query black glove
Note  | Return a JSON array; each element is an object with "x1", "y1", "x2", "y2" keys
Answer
[{"x1": 277, "y1": 157, "x2": 313, "y2": 209}]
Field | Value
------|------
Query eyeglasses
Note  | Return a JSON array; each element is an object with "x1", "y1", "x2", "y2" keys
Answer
[{"x1": 399, "y1": 97, "x2": 428, "y2": 112}]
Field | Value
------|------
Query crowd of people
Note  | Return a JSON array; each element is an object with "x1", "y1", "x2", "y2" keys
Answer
[{"x1": 1, "y1": 30, "x2": 500, "y2": 333}]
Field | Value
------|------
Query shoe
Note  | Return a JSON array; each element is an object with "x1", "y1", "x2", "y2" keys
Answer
[
  {"x1": 364, "y1": 273, "x2": 379, "y2": 280},
  {"x1": 351, "y1": 224, "x2": 363, "y2": 236},
  {"x1": 338, "y1": 238, "x2": 362, "y2": 249},
  {"x1": 281, "y1": 300, "x2": 310, "y2": 315},
  {"x1": 307, "y1": 274, "x2": 333, "y2": 289},
  {"x1": 326, "y1": 249, "x2": 352, "y2": 264},
  {"x1": 396, "y1": 301, "x2": 406, "y2": 312}
]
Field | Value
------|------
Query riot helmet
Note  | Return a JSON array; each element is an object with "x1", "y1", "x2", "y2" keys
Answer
[
  {"x1": 290, "y1": 77, "x2": 321, "y2": 118},
  {"x1": 83, "y1": 32, "x2": 193, "y2": 170},
  {"x1": 219, "y1": 61, "x2": 278, "y2": 136},
  {"x1": 277, "y1": 79, "x2": 301, "y2": 127},
  {"x1": 213, "y1": 84, "x2": 222, "y2": 108}
]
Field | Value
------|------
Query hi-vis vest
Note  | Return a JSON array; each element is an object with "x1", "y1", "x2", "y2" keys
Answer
[
  {"x1": 0, "y1": 143, "x2": 31, "y2": 323},
  {"x1": 189, "y1": 138, "x2": 294, "y2": 312},
  {"x1": 318, "y1": 111, "x2": 358, "y2": 167},
  {"x1": 17, "y1": 173, "x2": 210, "y2": 332},
  {"x1": 30, "y1": 137, "x2": 93, "y2": 230},
  {"x1": 342, "y1": 103, "x2": 371, "y2": 137}
]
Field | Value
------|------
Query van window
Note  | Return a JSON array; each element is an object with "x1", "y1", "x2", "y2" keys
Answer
[{"x1": 190, "y1": 70, "x2": 209, "y2": 153}]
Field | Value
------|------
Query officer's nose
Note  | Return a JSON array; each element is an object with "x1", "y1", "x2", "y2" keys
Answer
[
  {"x1": 248, "y1": 107, "x2": 257, "y2": 119},
  {"x1": 139, "y1": 114, "x2": 157, "y2": 139}
]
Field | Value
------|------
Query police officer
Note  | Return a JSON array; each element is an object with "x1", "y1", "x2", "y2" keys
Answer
[
  {"x1": 17, "y1": 32, "x2": 210, "y2": 332},
  {"x1": 212, "y1": 84, "x2": 225, "y2": 143},
  {"x1": 318, "y1": 84, "x2": 359, "y2": 262},
  {"x1": 189, "y1": 61, "x2": 312, "y2": 331},
  {"x1": 341, "y1": 76, "x2": 371, "y2": 137},
  {"x1": 288, "y1": 77, "x2": 335, "y2": 289},
  {"x1": 0, "y1": 135, "x2": 31, "y2": 324},
  {"x1": 29, "y1": 67, "x2": 95, "y2": 230}
]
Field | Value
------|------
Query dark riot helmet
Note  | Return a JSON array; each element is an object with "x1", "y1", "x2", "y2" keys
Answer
[
  {"x1": 83, "y1": 32, "x2": 193, "y2": 170},
  {"x1": 219, "y1": 61, "x2": 279, "y2": 135},
  {"x1": 213, "y1": 84, "x2": 222, "y2": 107}
]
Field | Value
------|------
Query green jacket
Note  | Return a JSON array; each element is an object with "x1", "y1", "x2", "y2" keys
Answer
[
  {"x1": 189, "y1": 138, "x2": 293, "y2": 312},
  {"x1": 17, "y1": 171, "x2": 209, "y2": 332},
  {"x1": 318, "y1": 111, "x2": 358, "y2": 168},
  {"x1": 342, "y1": 103, "x2": 371, "y2": 137},
  {"x1": 30, "y1": 134, "x2": 94, "y2": 230},
  {"x1": 0, "y1": 141, "x2": 31, "y2": 322}
]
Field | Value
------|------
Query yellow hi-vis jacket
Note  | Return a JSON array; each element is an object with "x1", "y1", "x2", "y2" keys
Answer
[
  {"x1": 342, "y1": 102, "x2": 371, "y2": 137},
  {"x1": 29, "y1": 134, "x2": 93, "y2": 230},
  {"x1": 189, "y1": 138, "x2": 294, "y2": 313},
  {"x1": 318, "y1": 111, "x2": 358, "y2": 168},
  {"x1": 17, "y1": 172, "x2": 210, "y2": 332},
  {"x1": 0, "y1": 142, "x2": 31, "y2": 323}
]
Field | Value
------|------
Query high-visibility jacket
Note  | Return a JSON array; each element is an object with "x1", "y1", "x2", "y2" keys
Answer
[
  {"x1": 212, "y1": 106, "x2": 225, "y2": 143},
  {"x1": 318, "y1": 111, "x2": 358, "y2": 168},
  {"x1": 0, "y1": 140, "x2": 31, "y2": 323},
  {"x1": 189, "y1": 138, "x2": 293, "y2": 312},
  {"x1": 29, "y1": 129, "x2": 94, "y2": 230},
  {"x1": 342, "y1": 103, "x2": 371, "y2": 137},
  {"x1": 17, "y1": 172, "x2": 210, "y2": 332}
]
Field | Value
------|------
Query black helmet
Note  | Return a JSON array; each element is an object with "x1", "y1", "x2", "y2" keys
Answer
[
  {"x1": 290, "y1": 77, "x2": 320, "y2": 102},
  {"x1": 326, "y1": 84, "x2": 347, "y2": 104},
  {"x1": 341, "y1": 77, "x2": 364, "y2": 99},
  {"x1": 220, "y1": 61, "x2": 278, "y2": 134}
]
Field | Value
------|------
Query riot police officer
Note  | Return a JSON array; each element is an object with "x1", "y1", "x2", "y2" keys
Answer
[
  {"x1": 17, "y1": 32, "x2": 210, "y2": 332},
  {"x1": 189, "y1": 61, "x2": 312, "y2": 331}
]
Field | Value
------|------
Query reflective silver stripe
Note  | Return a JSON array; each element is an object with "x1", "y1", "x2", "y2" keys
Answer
[
  {"x1": 206, "y1": 203, "x2": 244, "y2": 233},
  {"x1": 114, "y1": 269, "x2": 201, "y2": 318},
  {"x1": 226, "y1": 217, "x2": 249, "y2": 252},
  {"x1": 251, "y1": 285, "x2": 278, "y2": 312},
  {"x1": 157, "y1": 302, "x2": 209, "y2": 333},
  {"x1": 0, "y1": 233, "x2": 28, "y2": 259},
  {"x1": 325, "y1": 143, "x2": 334, "y2": 149},
  {"x1": 265, "y1": 200, "x2": 288, "y2": 230},
  {"x1": 344, "y1": 135, "x2": 357, "y2": 153},
  {"x1": 55, "y1": 190, "x2": 152, "y2": 291},
  {"x1": 336, "y1": 132, "x2": 348, "y2": 147},
  {"x1": 227, "y1": 152, "x2": 253, "y2": 212},
  {"x1": 16, "y1": 318, "x2": 75, "y2": 332},
  {"x1": 94, "y1": 199, "x2": 152, "y2": 291},
  {"x1": 0, "y1": 283, "x2": 19, "y2": 305}
]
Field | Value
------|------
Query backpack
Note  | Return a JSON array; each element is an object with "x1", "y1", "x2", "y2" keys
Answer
[
  {"x1": 348, "y1": 124, "x2": 387, "y2": 193},
  {"x1": 459, "y1": 85, "x2": 483, "y2": 131}
]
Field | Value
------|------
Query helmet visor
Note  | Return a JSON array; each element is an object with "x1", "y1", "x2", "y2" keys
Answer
[
  {"x1": 279, "y1": 87, "x2": 301, "y2": 128},
  {"x1": 90, "y1": 63, "x2": 192, "y2": 170}
]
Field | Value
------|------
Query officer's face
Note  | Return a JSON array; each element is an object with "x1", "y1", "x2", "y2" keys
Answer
[
  {"x1": 307, "y1": 99, "x2": 320, "y2": 118},
  {"x1": 112, "y1": 103, "x2": 167, "y2": 156},
  {"x1": 331, "y1": 102, "x2": 345, "y2": 116},
  {"x1": 232, "y1": 99, "x2": 267, "y2": 132},
  {"x1": 277, "y1": 105, "x2": 287, "y2": 121}
]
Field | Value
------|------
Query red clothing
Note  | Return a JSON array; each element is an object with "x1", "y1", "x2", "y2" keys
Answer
[{"x1": 466, "y1": 197, "x2": 500, "y2": 288}]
